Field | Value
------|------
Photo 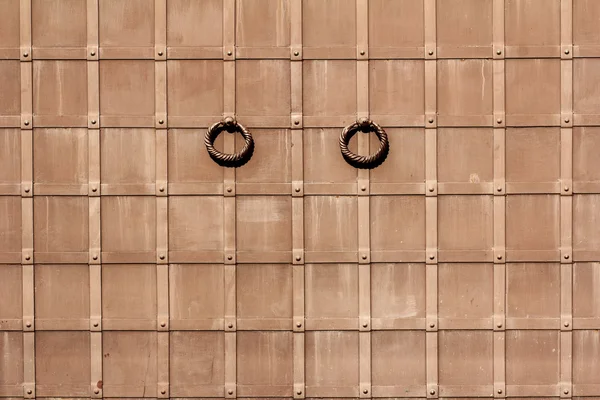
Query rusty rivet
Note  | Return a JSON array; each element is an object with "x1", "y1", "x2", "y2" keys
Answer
[
  {"x1": 90, "y1": 51, "x2": 96, "y2": 56},
  {"x1": 496, "y1": 50, "x2": 502, "y2": 55},
  {"x1": 158, "y1": 119, "x2": 164, "y2": 125},
  {"x1": 564, "y1": 49, "x2": 570, "y2": 55},
  {"x1": 227, "y1": 50, "x2": 233, "y2": 56},
  {"x1": 296, "y1": 255, "x2": 301, "y2": 261},
  {"x1": 161, "y1": 390, "x2": 166, "y2": 395},
  {"x1": 564, "y1": 389, "x2": 569, "y2": 395},
  {"x1": 498, "y1": 389, "x2": 503, "y2": 394},
  {"x1": 94, "y1": 389, "x2": 100, "y2": 394},
  {"x1": 564, "y1": 321, "x2": 570, "y2": 327},
  {"x1": 27, "y1": 389, "x2": 32, "y2": 395},
  {"x1": 360, "y1": 50, "x2": 365, "y2": 56},
  {"x1": 23, "y1": 52, "x2": 29, "y2": 58},
  {"x1": 228, "y1": 389, "x2": 234, "y2": 395},
  {"x1": 497, "y1": 118, "x2": 502, "y2": 124},
  {"x1": 430, "y1": 389, "x2": 436, "y2": 395},
  {"x1": 227, "y1": 255, "x2": 233, "y2": 261},
  {"x1": 158, "y1": 51, "x2": 163, "y2": 56},
  {"x1": 93, "y1": 322, "x2": 99, "y2": 327},
  {"x1": 228, "y1": 322, "x2": 233, "y2": 329},
  {"x1": 428, "y1": 50, "x2": 434, "y2": 56},
  {"x1": 25, "y1": 255, "x2": 31, "y2": 261},
  {"x1": 26, "y1": 321, "x2": 31, "y2": 328},
  {"x1": 429, "y1": 322, "x2": 435, "y2": 328},
  {"x1": 159, "y1": 254, "x2": 165, "y2": 260},
  {"x1": 296, "y1": 322, "x2": 302, "y2": 328},
  {"x1": 428, "y1": 117, "x2": 434, "y2": 124},
  {"x1": 91, "y1": 119, "x2": 97, "y2": 124},
  {"x1": 564, "y1": 254, "x2": 570, "y2": 260},
  {"x1": 497, "y1": 254, "x2": 503, "y2": 260},
  {"x1": 24, "y1": 120, "x2": 30, "y2": 126},
  {"x1": 363, "y1": 389, "x2": 369, "y2": 394}
]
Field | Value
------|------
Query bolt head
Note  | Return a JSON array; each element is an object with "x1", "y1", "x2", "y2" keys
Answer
[{"x1": 224, "y1": 116, "x2": 234, "y2": 125}]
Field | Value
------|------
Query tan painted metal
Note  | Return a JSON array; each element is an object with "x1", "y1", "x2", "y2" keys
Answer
[{"x1": 1, "y1": 0, "x2": 600, "y2": 398}]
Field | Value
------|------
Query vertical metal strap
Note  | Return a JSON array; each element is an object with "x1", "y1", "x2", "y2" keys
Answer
[
  {"x1": 20, "y1": 0, "x2": 34, "y2": 398},
  {"x1": 492, "y1": 0, "x2": 506, "y2": 398},
  {"x1": 223, "y1": 0, "x2": 237, "y2": 398},
  {"x1": 424, "y1": 1, "x2": 438, "y2": 398},
  {"x1": 290, "y1": 0, "x2": 305, "y2": 399},
  {"x1": 356, "y1": 0, "x2": 371, "y2": 398},
  {"x1": 560, "y1": 0, "x2": 573, "y2": 398},
  {"x1": 154, "y1": 0, "x2": 169, "y2": 397},
  {"x1": 86, "y1": 1, "x2": 102, "y2": 397}
]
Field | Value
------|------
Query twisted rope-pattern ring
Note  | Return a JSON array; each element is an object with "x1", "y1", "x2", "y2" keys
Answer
[
  {"x1": 339, "y1": 118, "x2": 389, "y2": 169},
  {"x1": 205, "y1": 118, "x2": 254, "y2": 167}
]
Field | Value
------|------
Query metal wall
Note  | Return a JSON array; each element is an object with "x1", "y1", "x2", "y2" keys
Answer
[{"x1": 1, "y1": 0, "x2": 600, "y2": 399}]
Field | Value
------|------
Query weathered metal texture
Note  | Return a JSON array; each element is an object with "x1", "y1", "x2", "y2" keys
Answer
[{"x1": 1, "y1": 0, "x2": 600, "y2": 398}]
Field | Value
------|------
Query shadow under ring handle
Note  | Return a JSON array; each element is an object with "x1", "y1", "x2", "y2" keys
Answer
[
  {"x1": 339, "y1": 118, "x2": 389, "y2": 169},
  {"x1": 204, "y1": 117, "x2": 254, "y2": 168}
]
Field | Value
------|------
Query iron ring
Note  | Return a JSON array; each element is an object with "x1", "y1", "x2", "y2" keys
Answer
[
  {"x1": 205, "y1": 117, "x2": 254, "y2": 167},
  {"x1": 339, "y1": 118, "x2": 389, "y2": 169}
]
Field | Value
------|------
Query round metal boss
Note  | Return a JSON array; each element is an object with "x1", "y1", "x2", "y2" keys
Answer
[
  {"x1": 205, "y1": 117, "x2": 254, "y2": 167},
  {"x1": 339, "y1": 118, "x2": 389, "y2": 169}
]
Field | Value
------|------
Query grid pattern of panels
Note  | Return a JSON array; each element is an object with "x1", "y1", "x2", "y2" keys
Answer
[{"x1": 1, "y1": 0, "x2": 600, "y2": 399}]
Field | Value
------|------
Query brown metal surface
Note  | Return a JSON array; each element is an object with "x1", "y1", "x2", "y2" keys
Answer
[{"x1": 1, "y1": 0, "x2": 600, "y2": 398}]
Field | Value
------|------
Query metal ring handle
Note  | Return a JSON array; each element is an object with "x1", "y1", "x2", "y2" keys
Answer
[
  {"x1": 339, "y1": 118, "x2": 389, "y2": 169},
  {"x1": 205, "y1": 117, "x2": 254, "y2": 167}
]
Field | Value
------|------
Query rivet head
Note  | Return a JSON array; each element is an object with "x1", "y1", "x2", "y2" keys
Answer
[
  {"x1": 428, "y1": 50, "x2": 434, "y2": 56},
  {"x1": 429, "y1": 322, "x2": 435, "y2": 328},
  {"x1": 228, "y1": 323, "x2": 233, "y2": 329},
  {"x1": 564, "y1": 389, "x2": 569, "y2": 395},
  {"x1": 564, "y1": 254, "x2": 570, "y2": 260},
  {"x1": 26, "y1": 321, "x2": 31, "y2": 328},
  {"x1": 294, "y1": 51, "x2": 300, "y2": 56},
  {"x1": 25, "y1": 255, "x2": 31, "y2": 261},
  {"x1": 159, "y1": 254, "x2": 165, "y2": 260},
  {"x1": 564, "y1": 118, "x2": 570, "y2": 123},
  {"x1": 496, "y1": 50, "x2": 502, "y2": 55},
  {"x1": 93, "y1": 254, "x2": 98, "y2": 260},
  {"x1": 498, "y1": 389, "x2": 503, "y2": 394},
  {"x1": 361, "y1": 186, "x2": 366, "y2": 191},
  {"x1": 296, "y1": 255, "x2": 301, "y2": 261},
  {"x1": 497, "y1": 186, "x2": 503, "y2": 192},
  {"x1": 430, "y1": 389, "x2": 436, "y2": 395},
  {"x1": 24, "y1": 187, "x2": 30, "y2": 193},
  {"x1": 564, "y1": 321, "x2": 570, "y2": 327},
  {"x1": 23, "y1": 52, "x2": 29, "y2": 58},
  {"x1": 227, "y1": 50, "x2": 233, "y2": 56},
  {"x1": 90, "y1": 51, "x2": 96, "y2": 56},
  {"x1": 94, "y1": 389, "x2": 100, "y2": 394},
  {"x1": 497, "y1": 322, "x2": 502, "y2": 328},
  {"x1": 27, "y1": 389, "x2": 32, "y2": 395},
  {"x1": 160, "y1": 321, "x2": 166, "y2": 327},
  {"x1": 362, "y1": 254, "x2": 367, "y2": 260},
  {"x1": 360, "y1": 50, "x2": 365, "y2": 56},
  {"x1": 92, "y1": 186, "x2": 97, "y2": 192},
  {"x1": 294, "y1": 120, "x2": 300, "y2": 125},
  {"x1": 362, "y1": 323, "x2": 368, "y2": 328},
  {"x1": 296, "y1": 322, "x2": 302, "y2": 328},
  {"x1": 297, "y1": 390, "x2": 302, "y2": 395},
  {"x1": 226, "y1": 187, "x2": 232, "y2": 193},
  {"x1": 363, "y1": 389, "x2": 369, "y2": 394},
  {"x1": 497, "y1": 254, "x2": 503, "y2": 260},
  {"x1": 224, "y1": 116, "x2": 235, "y2": 125},
  {"x1": 429, "y1": 254, "x2": 435, "y2": 260},
  {"x1": 565, "y1": 49, "x2": 570, "y2": 55},
  {"x1": 91, "y1": 119, "x2": 97, "y2": 124},
  {"x1": 158, "y1": 51, "x2": 163, "y2": 56},
  {"x1": 161, "y1": 390, "x2": 166, "y2": 395},
  {"x1": 24, "y1": 120, "x2": 30, "y2": 126},
  {"x1": 159, "y1": 186, "x2": 165, "y2": 192},
  {"x1": 295, "y1": 187, "x2": 301, "y2": 193},
  {"x1": 93, "y1": 322, "x2": 99, "y2": 327},
  {"x1": 564, "y1": 186, "x2": 570, "y2": 192},
  {"x1": 497, "y1": 118, "x2": 502, "y2": 124},
  {"x1": 428, "y1": 186, "x2": 434, "y2": 192},
  {"x1": 428, "y1": 117, "x2": 434, "y2": 123},
  {"x1": 158, "y1": 119, "x2": 164, "y2": 124},
  {"x1": 228, "y1": 389, "x2": 234, "y2": 395},
  {"x1": 227, "y1": 255, "x2": 233, "y2": 261}
]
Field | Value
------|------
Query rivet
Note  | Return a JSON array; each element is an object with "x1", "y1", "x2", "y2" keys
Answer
[
  {"x1": 363, "y1": 389, "x2": 369, "y2": 394},
  {"x1": 226, "y1": 187, "x2": 232, "y2": 193},
  {"x1": 25, "y1": 255, "x2": 31, "y2": 261},
  {"x1": 94, "y1": 389, "x2": 100, "y2": 394},
  {"x1": 497, "y1": 254, "x2": 503, "y2": 260},
  {"x1": 227, "y1": 50, "x2": 233, "y2": 56},
  {"x1": 92, "y1": 186, "x2": 97, "y2": 192},
  {"x1": 429, "y1": 254, "x2": 435, "y2": 260},
  {"x1": 564, "y1": 186, "x2": 569, "y2": 192},
  {"x1": 158, "y1": 51, "x2": 163, "y2": 56},
  {"x1": 228, "y1": 323, "x2": 233, "y2": 329},
  {"x1": 159, "y1": 254, "x2": 165, "y2": 260},
  {"x1": 297, "y1": 390, "x2": 303, "y2": 395},
  {"x1": 294, "y1": 51, "x2": 300, "y2": 56},
  {"x1": 23, "y1": 52, "x2": 29, "y2": 58},
  {"x1": 362, "y1": 254, "x2": 367, "y2": 260},
  {"x1": 564, "y1": 118, "x2": 570, "y2": 123},
  {"x1": 26, "y1": 321, "x2": 31, "y2": 328},
  {"x1": 361, "y1": 186, "x2": 366, "y2": 191},
  {"x1": 295, "y1": 187, "x2": 301, "y2": 193},
  {"x1": 362, "y1": 322, "x2": 368, "y2": 328},
  {"x1": 564, "y1": 321, "x2": 570, "y2": 327},
  {"x1": 158, "y1": 119, "x2": 164, "y2": 124},
  {"x1": 564, "y1": 254, "x2": 570, "y2": 260},
  {"x1": 24, "y1": 187, "x2": 30, "y2": 193},
  {"x1": 227, "y1": 255, "x2": 233, "y2": 261},
  {"x1": 296, "y1": 255, "x2": 301, "y2": 261},
  {"x1": 91, "y1": 119, "x2": 97, "y2": 125},
  {"x1": 497, "y1": 118, "x2": 502, "y2": 124},
  {"x1": 90, "y1": 51, "x2": 96, "y2": 56},
  {"x1": 160, "y1": 321, "x2": 166, "y2": 327},
  {"x1": 93, "y1": 322, "x2": 99, "y2": 327},
  {"x1": 564, "y1": 49, "x2": 570, "y2": 55},
  {"x1": 161, "y1": 390, "x2": 166, "y2": 395},
  {"x1": 224, "y1": 116, "x2": 235, "y2": 125},
  {"x1": 428, "y1": 50, "x2": 434, "y2": 56},
  {"x1": 497, "y1": 186, "x2": 502, "y2": 192},
  {"x1": 430, "y1": 389, "x2": 436, "y2": 395},
  {"x1": 498, "y1": 389, "x2": 503, "y2": 394},
  {"x1": 360, "y1": 50, "x2": 365, "y2": 56},
  {"x1": 429, "y1": 322, "x2": 435, "y2": 328},
  {"x1": 428, "y1": 118, "x2": 434, "y2": 124},
  {"x1": 228, "y1": 389, "x2": 234, "y2": 395},
  {"x1": 27, "y1": 389, "x2": 32, "y2": 395},
  {"x1": 428, "y1": 186, "x2": 434, "y2": 192},
  {"x1": 496, "y1": 50, "x2": 502, "y2": 55},
  {"x1": 24, "y1": 120, "x2": 30, "y2": 126},
  {"x1": 93, "y1": 254, "x2": 98, "y2": 260},
  {"x1": 294, "y1": 120, "x2": 300, "y2": 125},
  {"x1": 296, "y1": 322, "x2": 302, "y2": 328},
  {"x1": 159, "y1": 186, "x2": 165, "y2": 192},
  {"x1": 564, "y1": 389, "x2": 569, "y2": 395},
  {"x1": 497, "y1": 322, "x2": 502, "y2": 328}
]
